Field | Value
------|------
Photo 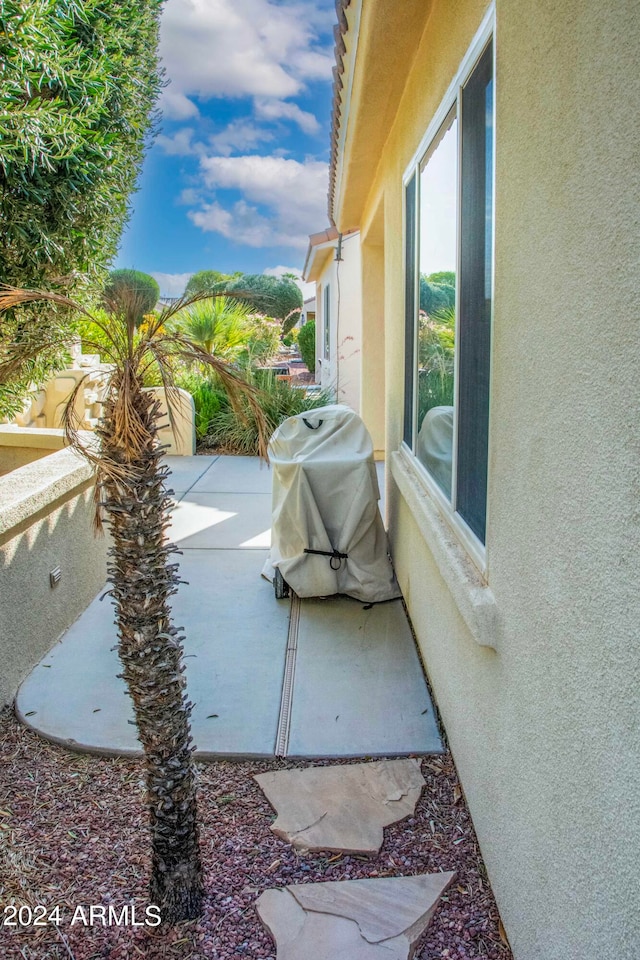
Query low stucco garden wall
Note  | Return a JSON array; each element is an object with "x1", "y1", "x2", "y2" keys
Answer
[
  {"x1": 0, "y1": 430, "x2": 108, "y2": 707},
  {"x1": 0, "y1": 424, "x2": 67, "y2": 476}
]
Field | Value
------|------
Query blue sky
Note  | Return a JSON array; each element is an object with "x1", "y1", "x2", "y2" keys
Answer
[{"x1": 115, "y1": 0, "x2": 336, "y2": 298}]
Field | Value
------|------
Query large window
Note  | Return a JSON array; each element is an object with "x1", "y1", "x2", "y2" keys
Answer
[{"x1": 404, "y1": 37, "x2": 494, "y2": 548}]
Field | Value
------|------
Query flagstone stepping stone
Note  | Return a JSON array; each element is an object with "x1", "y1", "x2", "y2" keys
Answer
[
  {"x1": 254, "y1": 759, "x2": 426, "y2": 854},
  {"x1": 256, "y1": 872, "x2": 455, "y2": 960}
]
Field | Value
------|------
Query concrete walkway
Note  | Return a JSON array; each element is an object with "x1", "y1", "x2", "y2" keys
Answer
[{"x1": 16, "y1": 456, "x2": 442, "y2": 759}]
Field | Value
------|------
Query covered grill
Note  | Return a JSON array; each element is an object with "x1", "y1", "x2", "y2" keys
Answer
[{"x1": 263, "y1": 405, "x2": 400, "y2": 603}]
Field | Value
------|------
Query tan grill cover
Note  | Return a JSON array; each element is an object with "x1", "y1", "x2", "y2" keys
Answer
[{"x1": 263, "y1": 405, "x2": 400, "y2": 602}]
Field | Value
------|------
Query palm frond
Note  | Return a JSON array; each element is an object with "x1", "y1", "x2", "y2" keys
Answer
[
  {"x1": 0, "y1": 284, "x2": 92, "y2": 317},
  {"x1": 0, "y1": 285, "x2": 90, "y2": 388}
]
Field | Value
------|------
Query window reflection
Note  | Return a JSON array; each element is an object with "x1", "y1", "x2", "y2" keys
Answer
[{"x1": 416, "y1": 113, "x2": 457, "y2": 498}]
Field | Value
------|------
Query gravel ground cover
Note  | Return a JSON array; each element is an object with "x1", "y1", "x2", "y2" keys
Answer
[{"x1": 0, "y1": 707, "x2": 513, "y2": 960}]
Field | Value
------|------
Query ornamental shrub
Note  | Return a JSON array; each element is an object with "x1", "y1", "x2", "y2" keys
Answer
[
  {"x1": 298, "y1": 321, "x2": 316, "y2": 374},
  {"x1": 185, "y1": 270, "x2": 238, "y2": 297},
  {"x1": 203, "y1": 373, "x2": 331, "y2": 455},
  {"x1": 176, "y1": 372, "x2": 226, "y2": 441},
  {"x1": 419, "y1": 275, "x2": 455, "y2": 315},
  {"x1": 223, "y1": 274, "x2": 303, "y2": 330},
  {"x1": 0, "y1": 0, "x2": 164, "y2": 417}
]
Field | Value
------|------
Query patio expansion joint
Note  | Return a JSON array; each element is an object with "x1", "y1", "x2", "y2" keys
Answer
[
  {"x1": 174, "y1": 456, "x2": 220, "y2": 501},
  {"x1": 275, "y1": 593, "x2": 301, "y2": 757}
]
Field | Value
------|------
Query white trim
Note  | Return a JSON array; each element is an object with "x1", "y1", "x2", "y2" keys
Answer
[
  {"x1": 484, "y1": 36, "x2": 497, "y2": 580},
  {"x1": 451, "y1": 98, "x2": 462, "y2": 515},
  {"x1": 400, "y1": 7, "x2": 495, "y2": 571},
  {"x1": 411, "y1": 176, "x2": 420, "y2": 450},
  {"x1": 401, "y1": 173, "x2": 417, "y2": 449}
]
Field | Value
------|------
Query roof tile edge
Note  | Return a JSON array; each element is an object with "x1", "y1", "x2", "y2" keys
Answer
[{"x1": 328, "y1": 0, "x2": 353, "y2": 225}]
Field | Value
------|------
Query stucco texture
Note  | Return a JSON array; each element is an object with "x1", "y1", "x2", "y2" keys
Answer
[
  {"x1": 0, "y1": 450, "x2": 108, "y2": 707},
  {"x1": 340, "y1": 1, "x2": 640, "y2": 958}
]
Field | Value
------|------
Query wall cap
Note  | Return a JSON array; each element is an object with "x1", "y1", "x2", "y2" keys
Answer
[
  {"x1": 0, "y1": 425, "x2": 66, "y2": 450},
  {"x1": 0, "y1": 442, "x2": 95, "y2": 541}
]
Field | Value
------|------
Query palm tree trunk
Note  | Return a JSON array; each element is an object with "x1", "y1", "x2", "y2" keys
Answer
[{"x1": 96, "y1": 384, "x2": 204, "y2": 923}]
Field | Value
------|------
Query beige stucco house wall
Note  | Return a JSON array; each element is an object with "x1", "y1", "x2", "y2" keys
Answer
[
  {"x1": 302, "y1": 228, "x2": 363, "y2": 427},
  {"x1": 331, "y1": 2, "x2": 640, "y2": 959}
]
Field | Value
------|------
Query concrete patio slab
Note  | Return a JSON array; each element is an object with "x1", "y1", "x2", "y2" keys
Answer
[
  {"x1": 16, "y1": 550, "x2": 289, "y2": 757},
  {"x1": 167, "y1": 492, "x2": 272, "y2": 549},
  {"x1": 162, "y1": 455, "x2": 218, "y2": 497},
  {"x1": 254, "y1": 759, "x2": 426, "y2": 854},
  {"x1": 189, "y1": 454, "x2": 273, "y2": 494},
  {"x1": 16, "y1": 455, "x2": 441, "y2": 760},
  {"x1": 286, "y1": 597, "x2": 443, "y2": 758},
  {"x1": 256, "y1": 873, "x2": 455, "y2": 960}
]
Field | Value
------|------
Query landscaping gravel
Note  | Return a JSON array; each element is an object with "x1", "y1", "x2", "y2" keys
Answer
[{"x1": 0, "y1": 707, "x2": 513, "y2": 959}]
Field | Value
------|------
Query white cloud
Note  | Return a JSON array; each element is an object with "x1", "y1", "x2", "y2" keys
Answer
[
  {"x1": 190, "y1": 154, "x2": 329, "y2": 249},
  {"x1": 152, "y1": 272, "x2": 193, "y2": 297},
  {"x1": 287, "y1": 48, "x2": 334, "y2": 80},
  {"x1": 189, "y1": 199, "x2": 306, "y2": 249},
  {"x1": 208, "y1": 119, "x2": 275, "y2": 157},
  {"x1": 162, "y1": 89, "x2": 200, "y2": 121},
  {"x1": 200, "y1": 155, "x2": 327, "y2": 222},
  {"x1": 155, "y1": 1, "x2": 334, "y2": 254},
  {"x1": 178, "y1": 187, "x2": 201, "y2": 205},
  {"x1": 156, "y1": 127, "x2": 197, "y2": 156},
  {"x1": 159, "y1": 0, "x2": 333, "y2": 115},
  {"x1": 254, "y1": 98, "x2": 319, "y2": 135},
  {"x1": 189, "y1": 202, "x2": 235, "y2": 238},
  {"x1": 263, "y1": 265, "x2": 301, "y2": 278}
]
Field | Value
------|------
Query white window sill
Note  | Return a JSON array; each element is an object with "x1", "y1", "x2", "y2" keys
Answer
[{"x1": 390, "y1": 448, "x2": 500, "y2": 650}]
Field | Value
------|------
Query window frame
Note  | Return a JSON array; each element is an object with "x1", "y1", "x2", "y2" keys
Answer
[{"x1": 401, "y1": 7, "x2": 495, "y2": 573}]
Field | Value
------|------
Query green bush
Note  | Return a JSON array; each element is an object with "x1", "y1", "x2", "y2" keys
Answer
[
  {"x1": 298, "y1": 321, "x2": 316, "y2": 374},
  {"x1": 427, "y1": 271, "x2": 456, "y2": 288},
  {"x1": 419, "y1": 275, "x2": 455, "y2": 315},
  {"x1": 202, "y1": 372, "x2": 331, "y2": 456},
  {"x1": 237, "y1": 315, "x2": 281, "y2": 368},
  {"x1": 185, "y1": 270, "x2": 235, "y2": 296},
  {"x1": 223, "y1": 274, "x2": 302, "y2": 329},
  {"x1": 176, "y1": 372, "x2": 226, "y2": 441},
  {"x1": 0, "y1": 0, "x2": 164, "y2": 418}
]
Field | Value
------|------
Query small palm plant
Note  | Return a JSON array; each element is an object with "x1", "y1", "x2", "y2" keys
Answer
[
  {"x1": 0, "y1": 285, "x2": 267, "y2": 923},
  {"x1": 173, "y1": 295, "x2": 251, "y2": 361}
]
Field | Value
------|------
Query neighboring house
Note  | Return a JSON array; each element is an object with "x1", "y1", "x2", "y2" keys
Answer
[
  {"x1": 329, "y1": 3, "x2": 639, "y2": 960},
  {"x1": 302, "y1": 227, "x2": 364, "y2": 431},
  {"x1": 299, "y1": 295, "x2": 316, "y2": 329}
]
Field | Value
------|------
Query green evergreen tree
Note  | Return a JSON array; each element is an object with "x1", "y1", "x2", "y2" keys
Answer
[
  {"x1": 223, "y1": 274, "x2": 303, "y2": 331},
  {"x1": 0, "y1": 0, "x2": 164, "y2": 417}
]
